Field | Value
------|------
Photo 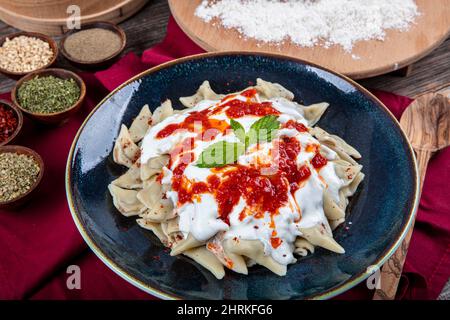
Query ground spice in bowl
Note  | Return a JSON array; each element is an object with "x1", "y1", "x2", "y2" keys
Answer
[
  {"x1": 0, "y1": 104, "x2": 18, "y2": 144},
  {"x1": 17, "y1": 75, "x2": 80, "y2": 114},
  {"x1": 0, "y1": 152, "x2": 41, "y2": 202},
  {"x1": 0, "y1": 35, "x2": 54, "y2": 73},
  {"x1": 63, "y1": 28, "x2": 123, "y2": 62}
]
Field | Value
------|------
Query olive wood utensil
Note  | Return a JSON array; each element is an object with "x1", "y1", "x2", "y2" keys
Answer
[{"x1": 373, "y1": 87, "x2": 450, "y2": 300}]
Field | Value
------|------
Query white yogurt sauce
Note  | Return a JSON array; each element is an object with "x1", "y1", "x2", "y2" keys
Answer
[{"x1": 140, "y1": 92, "x2": 346, "y2": 266}]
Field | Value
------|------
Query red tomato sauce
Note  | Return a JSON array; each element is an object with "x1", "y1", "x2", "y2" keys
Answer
[
  {"x1": 220, "y1": 100, "x2": 280, "y2": 118},
  {"x1": 156, "y1": 109, "x2": 230, "y2": 139},
  {"x1": 160, "y1": 90, "x2": 317, "y2": 250},
  {"x1": 311, "y1": 152, "x2": 328, "y2": 169},
  {"x1": 168, "y1": 137, "x2": 195, "y2": 168},
  {"x1": 170, "y1": 136, "x2": 311, "y2": 227},
  {"x1": 240, "y1": 88, "x2": 258, "y2": 98},
  {"x1": 156, "y1": 89, "x2": 282, "y2": 140},
  {"x1": 215, "y1": 89, "x2": 279, "y2": 118},
  {"x1": 215, "y1": 165, "x2": 289, "y2": 225},
  {"x1": 273, "y1": 137, "x2": 311, "y2": 194},
  {"x1": 282, "y1": 120, "x2": 309, "y2": 133},
  {"x1": 271, "y1": 237, "x2": 283, "y2": 249}
]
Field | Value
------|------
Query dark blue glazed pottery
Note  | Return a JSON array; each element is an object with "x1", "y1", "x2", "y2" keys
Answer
[{"x1": 66, "y1": 53, "x2": 419, "y2": 300}]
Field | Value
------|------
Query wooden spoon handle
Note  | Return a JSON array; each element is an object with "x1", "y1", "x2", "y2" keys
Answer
[
  {"x1": 415, "y1": 149, "x2": 433, "y2": 191},
  {"x1": 373, "y1": 149, "x2": 431, "y2": 300}
]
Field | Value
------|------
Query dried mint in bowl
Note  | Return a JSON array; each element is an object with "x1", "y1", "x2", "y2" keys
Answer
[{"x1": 17, "y1": 75, "x2": 80, "y2": 114}]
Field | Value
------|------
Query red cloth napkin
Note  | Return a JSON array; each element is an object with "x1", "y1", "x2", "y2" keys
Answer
[{"x1": 0, "y1": 17, "x2": 448, "y2": 300}]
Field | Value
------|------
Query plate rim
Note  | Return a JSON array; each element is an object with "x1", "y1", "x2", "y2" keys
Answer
[{"x1": 65, "y1": 51, "x2": 420, "y2": 300}]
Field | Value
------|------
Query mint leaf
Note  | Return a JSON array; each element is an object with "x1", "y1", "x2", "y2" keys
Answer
[
  {"x1": 230, "y1": 119, "x2": 246, "y2": 144},
  {"x1": 196, "y1": 116, "x2": 279, "y2": 168},
  {"x1": 247, "y1": 115, "x2": 280, "y2": 146},
  {"x1": 197, "y1": 141, "x2": 245, "y2": 168},
  {"x1": 251, "y1": 115, "x2": 280, "y2": 132}
]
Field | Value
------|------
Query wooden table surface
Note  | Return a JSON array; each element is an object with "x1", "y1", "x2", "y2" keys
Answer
[
  {"x1": 0, "y1": 0, "x2": 448, "y2": 298},
  {"x1": 0, "y1": 0, "x2": 449, "y2": 97}
]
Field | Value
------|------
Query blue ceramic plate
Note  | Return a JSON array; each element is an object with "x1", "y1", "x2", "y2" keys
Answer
[{"x1": 66, "y1": 52, "x2": 419, "y2": 300}]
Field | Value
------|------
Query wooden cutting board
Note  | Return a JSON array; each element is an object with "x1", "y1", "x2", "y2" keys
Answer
[
  {"x1": 169, "y1": 0, "x2": 450, "y2": 79},
  {"x1": 0, "y1": 0, "x2": 148, "y2": 36}
]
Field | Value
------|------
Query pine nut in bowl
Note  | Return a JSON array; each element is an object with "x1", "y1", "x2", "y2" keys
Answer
[
  {"x1": 0, "y1": 99, "x2": 23, "y2": 147},
  {"x1": 0, "y1": 32, "x2": 58, "y2": 80},
  {"x1": 12, "y1": 68, "x2": 86, "y2": 125},
  {"x1": 60, "y1": 21, "x2": 126, "y2": 70},
  {"x1": 0, "y1": 145, "x2": 44, "y2": 210}
]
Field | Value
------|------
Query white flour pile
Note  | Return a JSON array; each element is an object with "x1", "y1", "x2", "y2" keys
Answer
[{"x1": 195, "y1": 0, "x2": 419, "y2": 53}]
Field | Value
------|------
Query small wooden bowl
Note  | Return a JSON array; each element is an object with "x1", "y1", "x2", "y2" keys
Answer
[
  {"x1": 0, "y1": 99, "x2": 23, "y2": 147},
  {"x1": 60, "y1": 21, "x2": 127, "y2": 69},
  {"x1": 11, "y1": 68, "x2": 86, "y2": 125},
  {"x1": 0, "y1": 31, "x2": 58, "y2": 80},
  {"x1": 0, "y1": 145, "x2": 44, "y2": 210}
]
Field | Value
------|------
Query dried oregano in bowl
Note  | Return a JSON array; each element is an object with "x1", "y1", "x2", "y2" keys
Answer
[
  {"x1": 0, "y1": 152, "x2": 41, "y2": 203},
  {"x1": 17, "y1": 75, "x2": 80, "y2": 114}
]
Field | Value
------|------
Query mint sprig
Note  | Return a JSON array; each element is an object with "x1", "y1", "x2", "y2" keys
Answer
[
  {"x1": 196, "y1": 115, "x2": 280, "y2": 168},
  {"x1": 197, "y1": 141, "x2": 245, "y2": 168},
  {"x1": 247, "y1": 115, "x2": 280, "y2": 147},
  {"x1": 230, "y1": 119, "x2": 246, "y2": 145},
  {"x1": 233, "y1": 115, "x2": 280, "y2": 148}
]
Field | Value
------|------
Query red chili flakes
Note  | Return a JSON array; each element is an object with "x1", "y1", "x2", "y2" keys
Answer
[
  {"x1": 132, "y1": 149, "x2": 141, "y2": 163},
  {"x1": 0, "y1": 104, "x2": 18, "y2": 144},
  {"x1": 320, "y1": 223, "x2": 326, "y2": 235}
]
